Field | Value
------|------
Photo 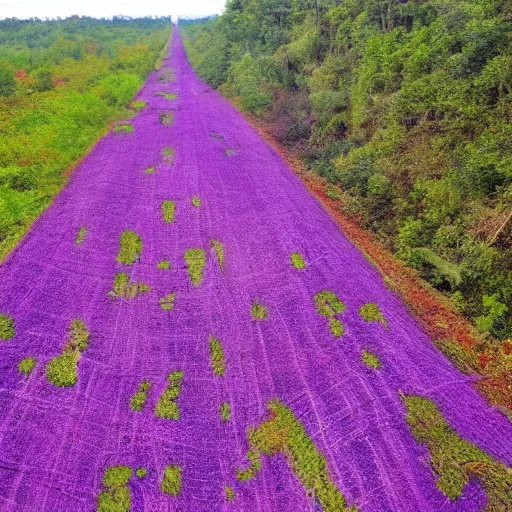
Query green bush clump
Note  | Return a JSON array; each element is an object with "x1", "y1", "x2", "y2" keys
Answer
[
  {"x1": 18, "y1": 357, "x2": 37, "y2": 376},
  {"x1": 161, "y1": 465, "x2": 182, "y2": 496},
  {"x1": 0, "y1": 314, "x2": 15, "y2": 340},
  {"x1": 117, "y1": 230, "x2": 142, "y2": 265}
]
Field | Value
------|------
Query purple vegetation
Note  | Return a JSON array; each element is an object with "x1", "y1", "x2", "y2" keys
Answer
[{"x1": 0, "y1": 27, "x2": 511, "y2": 511}]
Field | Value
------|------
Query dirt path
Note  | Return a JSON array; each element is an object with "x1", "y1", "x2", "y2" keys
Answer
[{"x1": 0, "y1": 28, "x2": 510, "y2": 512}]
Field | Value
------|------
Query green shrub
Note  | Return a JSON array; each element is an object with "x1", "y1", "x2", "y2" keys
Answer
[{"x1": 0, "y1": 66, "x2": 15, "y2": 96}]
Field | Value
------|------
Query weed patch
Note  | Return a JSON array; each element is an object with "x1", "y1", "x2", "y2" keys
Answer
[
  {"x1": 403, "y1": 394, "x2": 512, "y2": 509},
  {"x1": 130, "y1": 379, "x2": 151, "y2": 411},
  {"x1": 97, "y1": 465, "x2": 133, "y2": 512},
  {"x1": 154, "y1": 371, "x2": 183, "y2": 419},
  {"x1": 359, "y1": 303, "x2": 388, "y2": 327},
  {"x1": 112, "y1": 273, "x2": 150, "y2": 299},
  {"x1": 192, "y1": 197, "x2": 201, "y2": 207},
  {"x1": 291, "y1": 252, "x2": 306, "y2": 269},
  {"x1": 46, "y1": 320, "x2": 90, "y2": 387},
  {"x1": 209, "y1": 335, "x2": 226, "y2": 376},
  {"x1": 221, "y1": 402, "x2": 231, "y2": 422},
  {"x1": 226, "y1": 486, "x2": 235, "y2": 501},
  {"x1": 145, "y1": 167, "x2": 156, "y2": 174},
  {"x1": 76, "y1": 227, "x2": 87, "y2": 244},
  {"x1": 117, "y1": 231, "x2": 142, "y2": 265},
  {"x1": 159, "y1": 70, "x2": 175, "y2": 83},
  {"x1": 158, "y1": 92, "x2": 178, "y2": 100},
  {"x1": 113, "y1": 124, "x2": 134, "y2": 133},
  {"x1": 157, "y1": 260, "x2": 171, "y2": 270},
  {"x1": 238, "y1": 399, "x2": 353, "y2": 510},
  {"x1": 314, "y1": 291, "x2": 345, "y2": 337},
  {"x1": 225, "y1": 149, "x2": 237, "y2": 156},
  {"x1": 159, "y1": 293, "x2": 176, "y2": 311},
  {"x1": 236, "y1": 449, "x2": 262, "y2": 481},
  {"x1": 252, "y1": 302, "x2": 268, "y2": 320},
  {"x1": 18, "y1": 357, "x2": 37, "y2": 376},
  {"x1": 162, "y1": 147, "x2": 175, "y2": 165},
  {"x1": 130, "y1": 101, "x2": 147, "y2": 110},
  {"x1": 184, "y1": 249, "x2": 206, "y2": 286},
  {"x1": 136, "y1": 468, "x2": 147, "y2": 479},
  {"x1": 161, "y1": 465, "x2": 182, "y2": 496},
  {"x1": 0, "y1": 314, "x2": 15, "y2": 340},
  {"x1": 161, "y1": 201, "x2": 175, "y2": 223},
  {"x1": 211, "y1": 240, "x2": 225, "y2": 271},
  {"x1": 329, "y1": 318, "x2": 344, "y2": 337},
  {"x1": 362, "y1": 350, "x2": 381, "y2": 369},
  {"x1": 160, "y1": 112, "x2": 174, "y2": 126}
]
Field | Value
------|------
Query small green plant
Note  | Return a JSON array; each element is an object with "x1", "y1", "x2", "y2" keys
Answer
[
  {"x1": 46, "y1": 320, "x2": 90, "y2": 387},
  {"x1": 117, "y1": 230, "x2": 142, "y2": 265},
  {"x1": 226, "y1": 486, "x2": 236, "y2": 501},
  {"x1": 475, "y1": 294, "x2": 508, "y2": 335},
  {"x1": 160, "y1": 112, "x2": 174, "y2": 126},
  {"x1": 0, "y1": 314, "x2": 15, "y2": 340},
  {"x1": 76, "y1": 227, "x2": 87, "y2": 244},
  {"x1": 159, "y1": 293, "x2": 176, "y2": 311},
  {"x1": 362, "y1": 350, "x2": 381, "y2": 369},
  {"x1": 314, "y1": 291, "x2": 345, "y2": 317},
  {"x1": 220, "y1": 402, "x2": 231, "y2": 422},
  {"x1": 184, "y1": 249, "x2": 206, "y2": 286},
  {"x1": 112, "y1": 273, "x2": 150, "y2": 299},
  {"x1": 161, "y1": 201, "x2": 176, "y2": 223},
  {"x1": 161, "y1": 465, "x2": 182, "y2": 496},
  {"x1": 154, "y1": 371, "x2": 183, "y2": 419},
  {"x1": 157, "y1": 260, "x2": 171, "y2": 270},
  {"x1": 97, "y1": 465, "x2": 133, "y2": 512},
  {"x1": 130, "y1": 379, "x2": 151, "y2": 411},
  {"x1": 236, "y1": 449, "x2": 262, "y2": 481},
  {"x1": 136, "y1": 468, "x2": 147, "y2": 479},
  {"x1": 211, "y1": 240, "x2": 225, "y2": 271},
  {"x1": 162, "y1": 147, "x2": 175, "y2": 165},
  {"x1": 252, "y1": 302, "x2": 268, "y2": 320},
  {"x1": 359, "y1": 303, "x2": 388, "y2": 327},
  {"x1": 192, "y1": 197, "x2": 201, "y2": 207},
  {"x1": 403, "y1": 394, "x2": 512, "y2": 509},
  {"x1": 113, "y1": 123, "x2": 134, "y2": 133},
  {"x1": 329, "y1": 318, "x2": 344, "y2": 337},
  {"x1": 225, "y1": 149, "x2": 237, "y2": 156},
  {"x1": 209, "y1": 335, "x2": 226, "y2": 376},
  {"x1": 158, "y1": 92, "x2": 178, "y2": 99},
  {"x1": 18, "y1": 357, "x2": 37, "y2": 376},
  {"x1": 145, "y1": 167, "x2": 156, "y2": 174},
  {"x1": 130, "y1": 101, "x2": 147, "y2": 110},
  {"x1": 291, "y1": 252, "x2": 306, "y2": 269}
]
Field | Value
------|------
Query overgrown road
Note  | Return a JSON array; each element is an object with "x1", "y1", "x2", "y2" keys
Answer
[{"x1": 0, "y1": 27, "x2": 511, "y2": 512}]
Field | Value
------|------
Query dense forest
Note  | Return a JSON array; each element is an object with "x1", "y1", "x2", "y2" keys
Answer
[
  {"x1": 0, "y1": 16, "x2": 171, "y2": 260},
  {"x1": 182, "y1": 0, "x2": 512, "y2": 340}
]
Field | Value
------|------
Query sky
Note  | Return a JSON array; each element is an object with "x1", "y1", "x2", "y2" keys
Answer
[{"x1": 0, "y1": 0, "x2": 226, "y2": 20}]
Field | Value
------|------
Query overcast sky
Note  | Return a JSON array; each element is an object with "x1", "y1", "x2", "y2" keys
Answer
[{"x1": 0, "y1": 0, "x2": 225, "y2": 20}]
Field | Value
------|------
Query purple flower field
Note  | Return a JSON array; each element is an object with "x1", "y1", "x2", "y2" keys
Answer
[{"x1": 0, "y1": 28, "x2": 511, "y2": 512}]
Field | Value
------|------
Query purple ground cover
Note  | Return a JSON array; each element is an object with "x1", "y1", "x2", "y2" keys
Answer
[{"x1": 0, "y1": 27, "x2": 511, "y2": 511}]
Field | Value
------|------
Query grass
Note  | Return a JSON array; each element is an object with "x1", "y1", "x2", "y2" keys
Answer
[
  {"x1": 136, "y1": 468, "x2": 147, "y2": 479},
  {"x1": 161, "y1": 465, "x2": 182, "y2": 496},
  {"x1": 236, "y1": 448, "x2": 262, "y2": 481},
  {"x1": 18, "y1": 357, "x2": 37, "y2": 376},
  {"x1": 76, "y1": 227, "x2": 87, "y2": 244},
  {"x1": 184, "y1": 249, "x2": 206, "y2": 286},
  {"x1": 145, "y1": 167, "x2": 156, "y2": 174},
  {"x1": 220, "y1": 402, "x2": 231, "y2": 422},
  {"x1": 157, "y1": 260, "x2": 171, "y2": 270},
  {"x1": 291, "y1": 252, "x2": 306, "y2": 269},
  {"x1": 113, "y1": 273, "x2": 150, "y2": 299},
  {"x1": 154, "y1": 371, "x2": 183, "y2": 419},
  {"x1": 158, "y1": 92, "x2": 178, "y2": 100},
  {"x1": 162, "y1": 147, "x2": 175, "y2": 165},
  {"x1": 159, "y1": 293, "x2": 176, "y2": 311},
  {"x1": 403, "y1": 394, "x2": 512, "y2": 509},
  {"x1": 161, "y1": 201, "x2": 175, "y2": 223},
  {"x1": 130, "y1": 101, "x2": 147, "y2": 110},
  {"x1": 113, "y1": 123, "x2": 134, "y2": 133},
  {"x1": 362, "y1": 350, "x2": 381, "y2": 369},
  {"x1": 240, "y1": 399, "x2": 353, "y2": 510},
  {"x1": 160, "y1": 112, "x2": 174, "y2": 126},
  {"x1": 209, "y1": 335, "x2": 226, "y2": 376},
  {"x1": 0, "y1": 314, "x2": 15, "y2": 340},
  {"x1": 329, "y1": 318, "x2": 344, "y2": 337},
  {"x1": 130, "y1": 379, "x2": 150, "y2": 411},
  {"x1": 46, "y1": 319, "x2": 90, "y2": 387},
  {"x1": 192, "y1": 197, "x2": 201, "y2": 207},
  {"x1": 359, "y1": 303, "x2": 388, "y2": 327},
  {"x1": 97, "y1": 465, "x2": 133, "y2": 512},
  {"x1": 116, "y1": 230, "x2": 142, "y2": 265},
  {"x1": 226, "y1": 486, "x2": 236, "y2": 501},
  {"x1": 211, "y1": 240, "x2": 225, "y2": 271},
  {"x1": 252, "y1": 302, "x2": 268, "y2": 320},
  {"x1": 225, "y1": 149, "x2": 237, "y2": 156},
  {"x1": 314, "y1": 291, "x2": 346, "y2": 317}
]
